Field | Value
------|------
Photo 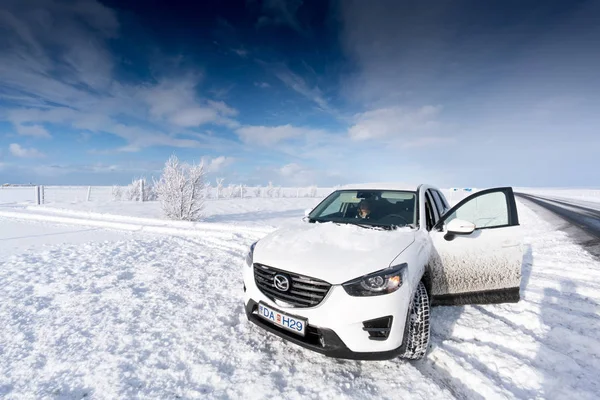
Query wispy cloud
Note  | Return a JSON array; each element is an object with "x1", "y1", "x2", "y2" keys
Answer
[
  {"x1": 231, "y1": 47, "x2": 249, "y2": 58},
  {"x1": 15, "y1": 124, "x2": 52, "y2": 138},
  {"x1": 235, "y1": 124, "x2": 326, "y2": 146},
  {"x1": 204, "y1": 155, "x2": 235, "y2": 172},
  {"x1": 0, "y1": 1, "x2": 241, "y2": 154},
  {"x1": 348, "y1": 106, "x2": 442, "y2": 141},
  {"x1": 254, "y1": 81, "x2": 271, "y2": 88},
  {"x1": 267, "y1": 63, "x2": 331, "y2": 112},
  {"x1": 9, "y1": 143, "x2": 44, "y2": 158},
  {"x1": 256, "y1": 0, "x2": 308, "y2": 35}
]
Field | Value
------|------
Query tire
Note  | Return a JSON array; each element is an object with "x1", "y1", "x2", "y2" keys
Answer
[{"x1": 400, "y1": 281, "x2": 431, "y2": 360}]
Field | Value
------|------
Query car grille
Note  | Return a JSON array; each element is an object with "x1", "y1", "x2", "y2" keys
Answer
[{"x1": 253, "y1": 263, "x2": 331, "y2": 308}]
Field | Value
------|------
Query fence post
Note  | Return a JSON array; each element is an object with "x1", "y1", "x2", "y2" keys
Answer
[
  {"x1": 35, "y1": 186, "x2": 40, "y2": 205},
  {"x1": 41, "y1": 185, "x2": 45, "y2": 204},
  {"x1": 86, "y1": 186, "x2": 92, "y2": 202},
  {"x1": 240, "y1": 185, "x2": 243, "y2": 199},
  {"x1": 140, "y1": 179, "x2": 145, "y2": 202}
]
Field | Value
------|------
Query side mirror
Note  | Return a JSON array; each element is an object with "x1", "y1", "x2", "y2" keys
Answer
[
  {"x1": 302, "y1": 208, "x2": 312, "y2": 222},
  {"x1": 446, "y1": 219, "x2": 476, "y2": 235}
]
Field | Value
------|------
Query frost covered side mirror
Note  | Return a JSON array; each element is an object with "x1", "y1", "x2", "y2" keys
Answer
[
  {"x1": 446, "y1": 219, "x2": 476, "y2": 235},
  {"x1": 302, "y1": 208, "x2": 312, "y2": 222}
]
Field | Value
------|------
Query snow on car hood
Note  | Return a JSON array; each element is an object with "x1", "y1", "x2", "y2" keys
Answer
[{"x1": 253, "y1": 222, "x2": 415, "y2": 284}]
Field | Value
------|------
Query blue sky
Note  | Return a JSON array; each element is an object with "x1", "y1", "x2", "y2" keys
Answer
[{"x1": 0, "y1": 0, "x2": 599, "y2": 187}]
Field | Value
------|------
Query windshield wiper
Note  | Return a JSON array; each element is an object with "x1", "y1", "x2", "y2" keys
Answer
[{"x1": 351, "y1": 222, "x2": 388, "y2": 231}]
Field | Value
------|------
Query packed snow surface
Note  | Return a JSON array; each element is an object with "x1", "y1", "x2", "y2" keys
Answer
[{"x1": 0, "y1": 198, "x2": 599, "y2": 399}]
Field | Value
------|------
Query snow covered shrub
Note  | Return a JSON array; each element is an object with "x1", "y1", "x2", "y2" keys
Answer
[
  {"x1": 112, "y1": 185, "x2": 123, "y2": 201},
  {"x1": 253, "y1": 186, "x2": 261, "y2": 197},
  {"x1": 125, "y1": 179, "x2": 142, "y2": 201},
  {"x1": 309, "y1": 186, "x2": 318, "y2": 198},
  {"x1": 205, "y1": 182, "x2": 212, "y2": 199},
  {"x1": 125, "y1": 178, "x2": 156, "y2": 201},
  {"x1": 240, "y1": 184, "x2": 247, "y2": 198},
  {"x1": 216, "y1": 178, "x2": 225, "y2": 199},
  {"x1": 266, "y1": 181, "x2": 274, "y2": 197},
  {"x1": 154, "y1": 155, "x2": 207, "y2": 221},
  {"x1": 274, "y1": 186, "x2": 282, "y2": 197},
  {"x1": 227, "y1": 183, "x2": 238, "y2": 198}
]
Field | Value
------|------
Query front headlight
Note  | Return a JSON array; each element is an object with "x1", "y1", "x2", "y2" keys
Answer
[
  {"x1": 342, "y1": 263, "x2": 407, "y2": 297},
  {"x1": 245, "y1": 241, "x2": 257, "y2": 267}
]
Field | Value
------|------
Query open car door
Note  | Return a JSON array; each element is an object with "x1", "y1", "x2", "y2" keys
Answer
[{"x1": 428, "y1": 187, "x2": 523, "y2": 305}]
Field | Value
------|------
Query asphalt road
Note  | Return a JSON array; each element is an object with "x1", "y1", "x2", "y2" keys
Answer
[{"x1": 516, "y1": 193, "x2": 600, "y2": 258}]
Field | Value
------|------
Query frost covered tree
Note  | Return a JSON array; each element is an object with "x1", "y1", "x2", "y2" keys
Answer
[
  {"x1": 154, "y1": 155, "x2": 207, "y2": 221},
  {"x1": 216, "y1": 178, "x2": 225, "y2": 199},
  {"x1": 240, "y1": 184, "x2": 247, "y2": 198},
  {"x1": 253, "y1": 186, "x2": 261, "y2": 198},
  {"x1": 112, "y1": 185, "x2": 123, "y2": 201},
  {"x1": 125, "y1": 178, "x2": 142, "y2": 201},
  {"x1": 227, "y1": 183, "x2": 238, "y2": 198},
  {"x1": 205, "y1": 182, "x2": 212, "y2": 199},
  {"x1": 266, "y1": 181, "x2": 274, "y2": 198},
  {"x1": 309, "y1": 185, "x2": 318, "y2": 198},
  {"x1": 274, "y1": 186, "x2": 282, "y2": 198}
]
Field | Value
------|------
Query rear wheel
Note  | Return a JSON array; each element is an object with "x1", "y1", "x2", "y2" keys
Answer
[{"x1": 400, "y1": 281, "x2": 431, "y2": 360}]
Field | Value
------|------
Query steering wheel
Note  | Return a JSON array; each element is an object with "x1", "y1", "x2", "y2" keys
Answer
[{"x1": 385, "y1": 214, "x2": 410, "y2": 225}]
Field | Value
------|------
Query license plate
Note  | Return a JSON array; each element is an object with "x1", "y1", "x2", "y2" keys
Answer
[{"x1": 257, "y1": 302, "x2": 307, "y2": 336}]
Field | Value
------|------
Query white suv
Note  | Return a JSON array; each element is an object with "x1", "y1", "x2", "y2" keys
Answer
[{"x1": 243, "y1": 184, "x2": 523, "y2": 360}]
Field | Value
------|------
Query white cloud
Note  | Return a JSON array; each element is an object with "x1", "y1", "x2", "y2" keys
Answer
[
  {"x1": 207, "y1": 100, "x2": 238, "y2": 117},
  {"x1": 205, "y1": 156, "x2": 235, "y2": 172},
  {"x1": 170, "y1": 107, "x2": 219, "y2": 127},
  {"x1": 231, "y1": 48, "x2": 248, "y2": 58},
  {"x1": 9, "y1": 143, "x2": 44, "y2": 158},
  {"x1": 348, "y1": 105, "x2": 442, "y2": 141},
  {"x1": 279, "y1": 163, "x2": 303, "y2": 177},
  {"x1": 256, "y1": 0, "x2": 307, "y2": 35},
  {"x1": 16, "y1": 124, "x2": 52, "y2": 138},
  {"x1": 272, "y1": 65, "x2": 330, "y2": 111},
  {"x1": 235, "y1": 124, "x2": 325, "y2": 146},
  {"x1": 254, "y1": 82, "x2": 271, "y2": 88},
  {"x1": 110, "y1": 124, "x2": 201, "y2": 152},
  {"x1": 0, "y1": 2, "x2": 242, "y2": 153}
]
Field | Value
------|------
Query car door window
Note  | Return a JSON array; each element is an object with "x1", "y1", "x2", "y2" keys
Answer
[
  {"x1": 424, "y1": 192, "x2": 437, "y2": 230},
  {"x1": 430, "y1": 190, "x2": 447, "y2": 217},
  {"x1": 444, "y1": 191, "x2": 510, "y2": 229}
]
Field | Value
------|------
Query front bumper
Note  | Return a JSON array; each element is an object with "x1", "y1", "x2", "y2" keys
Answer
[
  {"x1": 243, "y1": 264, "x2": 412, "y2": 360},
  {"x1": 245, "y1": 300, "x2": 405, "y2": 360}
]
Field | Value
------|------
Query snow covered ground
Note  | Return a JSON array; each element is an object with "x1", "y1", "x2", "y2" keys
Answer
[{"x1": 1, "y1": 197, "x2": 599, "y2": 399}]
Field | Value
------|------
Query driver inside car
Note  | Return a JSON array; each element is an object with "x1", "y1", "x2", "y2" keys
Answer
[{"x1": 356, "y1": 199, "x2": 372, "y2": 219}]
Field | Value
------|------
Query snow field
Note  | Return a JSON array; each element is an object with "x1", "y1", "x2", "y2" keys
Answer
[{"x1": 0, "y1": 197, "x2": 599, "y2": 399}]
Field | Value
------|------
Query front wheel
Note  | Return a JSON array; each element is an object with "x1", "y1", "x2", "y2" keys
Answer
[{"x1": 400, "y1": 281, "x2": 431, "y2": 360}]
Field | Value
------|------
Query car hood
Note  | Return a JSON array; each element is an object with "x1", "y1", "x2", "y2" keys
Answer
[{"x1": 253, "y1": 222, "x2": 415, "y2": 284}]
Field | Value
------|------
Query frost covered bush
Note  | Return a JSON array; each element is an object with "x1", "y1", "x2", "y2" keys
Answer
[
  {"x1": 112, "y1": 185, "x2": 123, "y2": 201},
  {"x1": 216, "y1": 178, "x2": 225, "y2": 199},
  {"x1": 125, "y1": 179, "x2": 142, "y2": 201},
  {"x1": 266, "y1": 182, "x2": 274, "y2": 198},
  {"x1": 308, "y1": 186, "x2": 318, "y2": 198},
  {"x1": 154, "y1": 155, "x2": 207, "y2": 221},
  {"x1": 253, "y1": 186, "x2": 261, "y2": 197},
  {"x1": 125, "y1": 178, "x2": 156, "y2": 201}
]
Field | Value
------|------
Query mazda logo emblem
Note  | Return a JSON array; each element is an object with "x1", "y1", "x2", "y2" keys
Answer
[{"x1": 273, "y1": 274, "x2": 290, "y2": 292}]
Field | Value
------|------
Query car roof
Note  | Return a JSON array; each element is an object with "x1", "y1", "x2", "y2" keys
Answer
[{"x1": 339, "y1": 182, "x2": 423, "y2": 191}]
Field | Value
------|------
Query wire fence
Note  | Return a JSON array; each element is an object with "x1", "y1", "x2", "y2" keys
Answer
[{"x1": 0, "y1": 185, "x2": 334, "y2": 205}]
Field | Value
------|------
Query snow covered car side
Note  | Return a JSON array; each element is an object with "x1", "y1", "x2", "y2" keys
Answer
[{"x1": 242, "y1": 184, "x2": 523, "y2": 360}]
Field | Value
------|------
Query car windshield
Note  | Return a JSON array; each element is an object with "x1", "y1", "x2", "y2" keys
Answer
[{"x1": 309, "y1": 190, "x2": 417, "y2": 229}]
